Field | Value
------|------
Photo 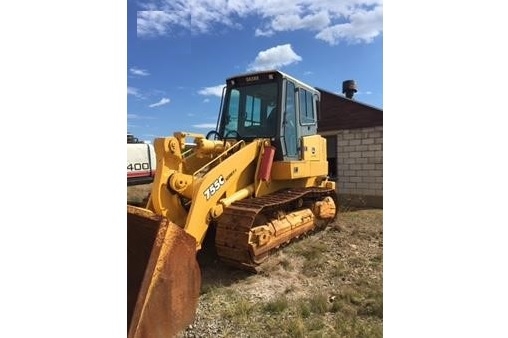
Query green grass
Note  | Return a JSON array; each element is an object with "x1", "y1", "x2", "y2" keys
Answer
[
  {"x1": 308, "y1": 293, "x2": 330, "y2": 314},
  {"x1": 288, "y1": 239, "x2": 328, "y2": 260},
  {"x1": 198, "y1": 287, "x2": 382, "y2": 338},
  {"x1": 334, "y1": 316, "x2": 383, "y2": 338},
  {"x1": 262, "y1": 295, "x2": 289, "y2": 314}
]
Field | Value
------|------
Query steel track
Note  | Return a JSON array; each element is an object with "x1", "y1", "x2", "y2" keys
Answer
[{"x1": 215, "y1": 187, "x2": 338, "y2": 272}]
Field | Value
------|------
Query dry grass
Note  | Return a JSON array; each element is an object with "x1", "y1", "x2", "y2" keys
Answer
[{"x1": 179, "y1": 208, "x2": 383, "y2": 338}]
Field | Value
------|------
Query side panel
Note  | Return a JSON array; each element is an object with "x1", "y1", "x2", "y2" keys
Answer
[
  {"x1": 127, "y1": 144, "x2": 156, "y2": 184},
  {"x1": 271, "y1": 135, "x2": 329, "y2": 180},
  {"x1": 270, "y1": 161, "x2": 328, "y2": 180},
  {"x1": 301, "y1": 134, "x2": 326, "y2": 161}
]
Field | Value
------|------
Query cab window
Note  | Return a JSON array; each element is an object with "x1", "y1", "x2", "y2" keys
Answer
[{"x1": 299, "y1": 89, "x2": 316, "y2": 125}]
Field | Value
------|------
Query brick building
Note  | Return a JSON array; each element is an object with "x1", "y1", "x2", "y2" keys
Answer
[{"x1": 317, "y1": 88, "x2": 383, "y2": 208}]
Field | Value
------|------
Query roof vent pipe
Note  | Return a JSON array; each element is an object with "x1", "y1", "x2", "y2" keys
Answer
[{"x1": 342, "y1": 80, "x2": 357, "y2": 99}]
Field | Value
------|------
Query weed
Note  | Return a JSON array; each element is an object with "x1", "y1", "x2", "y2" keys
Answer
[
  {"x1": 288, "y1": 240, "x2": 327, "y2": 260},
  {"x1": 302, "y1": 258, "x2": 325, "y2": 277},
  {"x1": 330, "y1": 262, "x2": 349, "y2": 278},
  {"x1": 339, "y1": 286, "x2": 363, "y2": 306},
  {"x1": 308, "y1": 293, "x2": 330, "y2": 314},
  {"x1": 229, "y1": 298, "x2": 255, "y2": 319},
  {"x1": 358, "y1": 298, "x2": 383, "y2": 319},
  {"x1": 280, "y1": 257, "x2": 292, "y2": 271},
  {"x1": 285, "y1": 318, "x2": 306, "y2": 338},
  {"x1": 283, "y1": 284, "x2": 292, "y2": 293},
  {"x1": 262, "y1": 295, "x2": 289, "y2": 314},
  {"x1": 358, "y1": 291, "x2": 383, "y2": 319},
  {"x1": 371, "y1": 253, "x2": 383, "y2": 263},
  {"x1": 306, "y1": 317, "x2": 325, "y2": 332},
  {"x1": 296, "y1": 299, "x2": 311, "y2": 318},
  {"x1": 348, "y1": 256, "x2": 368, "y2": 268}
]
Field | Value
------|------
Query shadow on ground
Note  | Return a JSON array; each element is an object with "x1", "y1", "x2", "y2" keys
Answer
[{"x1": 196, "y1": 225, "x2": 253, "y2": 292}]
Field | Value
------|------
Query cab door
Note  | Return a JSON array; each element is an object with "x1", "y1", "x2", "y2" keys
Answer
[{"x1": 283, "y1": 80, "x2": 298, "y2": 159}]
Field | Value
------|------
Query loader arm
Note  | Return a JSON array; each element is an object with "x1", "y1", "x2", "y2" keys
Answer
[
  {"x1": 182, "y1": 139, "x2": 263, "y2": 247},
  {"x1": 147, "y1": 134, "x2": 266, "y2": 249},
  {"x1": 146, "y1": 136, "x2": 190, "y2": 228}
]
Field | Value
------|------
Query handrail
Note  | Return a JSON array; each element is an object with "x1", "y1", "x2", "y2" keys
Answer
[{"x1": 193, "y1": 140, "x2": 245, "y2": 178}]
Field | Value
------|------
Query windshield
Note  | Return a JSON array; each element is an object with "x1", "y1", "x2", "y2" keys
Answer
[{"x1": 220, "y1": 82, "x2": 278, "y2": 139}]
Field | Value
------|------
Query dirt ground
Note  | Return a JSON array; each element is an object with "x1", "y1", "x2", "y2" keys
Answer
[
  {"x1": 127, "y1": 184, "x2": 153, "y2": 207},
  {"x1": 127, "y1": 184, "x2": 383, "y2": 337}
]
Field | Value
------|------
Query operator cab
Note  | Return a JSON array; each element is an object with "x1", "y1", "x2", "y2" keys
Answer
[{"x1": 214, "y1": 70, "x2": 320, "y2": 161}]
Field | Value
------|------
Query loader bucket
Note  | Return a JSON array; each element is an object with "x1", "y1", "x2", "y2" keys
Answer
[{"x1": 127, "y1": 205, "x2": 201, "y2": 338}]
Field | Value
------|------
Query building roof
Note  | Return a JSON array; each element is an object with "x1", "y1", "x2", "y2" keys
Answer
[{"x1": 316, "y1": 87, "x2": 383, "y2": 131}]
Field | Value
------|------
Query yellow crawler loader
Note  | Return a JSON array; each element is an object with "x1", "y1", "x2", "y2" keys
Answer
[{"x1": 127, "y1": 70, "x2": 338, "y2": 337}]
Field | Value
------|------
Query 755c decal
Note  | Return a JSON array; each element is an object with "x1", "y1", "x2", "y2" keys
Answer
[{"x1": 203, "y1": 175, "x2": 225, "y2": 200}]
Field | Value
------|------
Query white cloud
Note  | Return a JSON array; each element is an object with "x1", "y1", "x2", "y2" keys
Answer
[
  {"x1": 270, "y1": 11, "x2": 330, "y2": 32},
  {"x1": 130, "y1": 67, "x2": 150, "y2": 76},
  {"x1": 198, "y1": 85, "x2": 224, "y2": 97},
  {"x1": 135, "y1": 0, "x2": 382, "y2": 45},
  {"x1": 254, "y1": 28, "x2": 274, "y2": 37},
  {"x1": 128, "y1": 86, "x2": 140, "y2": 96},
  {"x1": 247, "y1": 44, "x2": 302, "y2": 71},
  {"x1": 192, "y1": 123, "x2": 217, "y2": 129},
  {"x1": 137, "y1": 10, "x2": 188, "y2": 37},
  {"x1": 128, "y1": 113, "x2": 156, "y2": 120},
  {"x1": 315, "y1": 5, "x2": 383, "y2": 45},
  {"x1": 149, "y1": 98, "x2": 171, "y2": 107}
]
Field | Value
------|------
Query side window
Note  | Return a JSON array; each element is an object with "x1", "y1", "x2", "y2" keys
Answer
[
  {"x1": 284, "y1": 81, "x2": 298, "y2": 157},
  {"x1": 299, "y1": 89, "x2": 316, "y2": 124}
]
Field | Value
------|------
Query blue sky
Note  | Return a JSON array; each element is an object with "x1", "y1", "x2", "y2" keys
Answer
[{"x1": 127, "y1": 0, "x2": 383, "y2": 142}]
